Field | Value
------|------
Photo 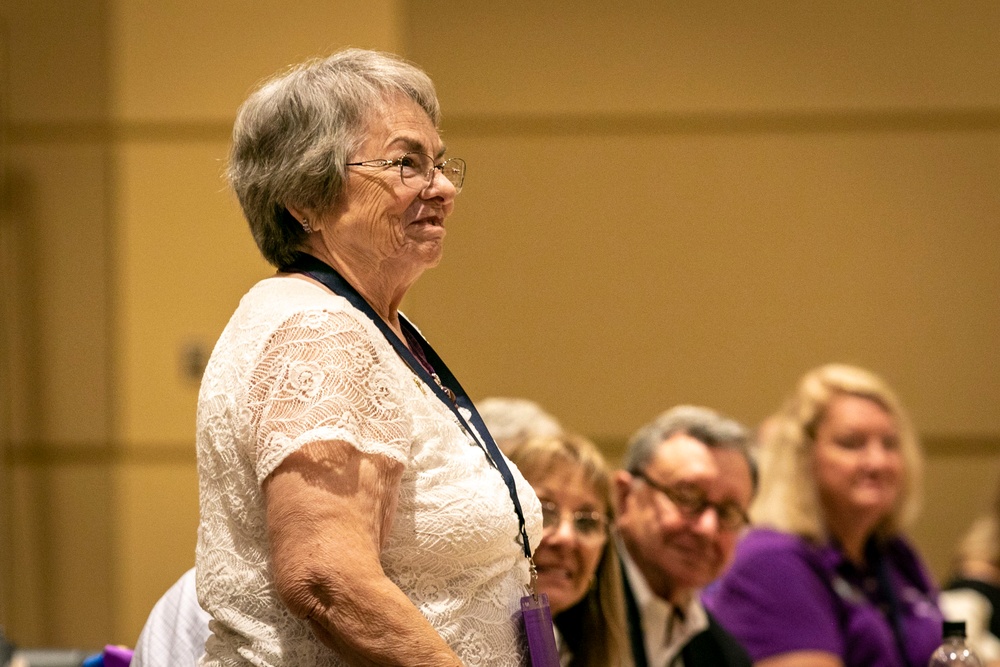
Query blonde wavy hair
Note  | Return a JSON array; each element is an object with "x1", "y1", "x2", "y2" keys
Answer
[
  {"x1": 751, "y1": 363, "x2": 923, "y2": 542},
  {"x1": 507, "y1": 434, "x2": 632, "y2": 667}
]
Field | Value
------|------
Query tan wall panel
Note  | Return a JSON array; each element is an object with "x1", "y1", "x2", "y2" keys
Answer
[
  {"x1": 8, "y1": 464, "x2": 117, "y2": 649},
  {"x1": 6, "y1": 466, "x2": 48, "y2": 645},
  {"x1": 45, "y1": 465, "x2": 116, "y2": 648},
  {"x1": 410, "y1": 1, "x2": 1000, "y2": 115},
  {"x1": 116, "y1": 461, "x2": 199, "y2": 644},
  {"x1": 111, "y1": 0, "x2": 403, "y2": 121},
  {"x1": 115, "y1": 141, "x2": 270, "y2": 445},
  {"x1": 406, "y1": 130, "x2": 1000, "y2": 438},
  {"x1": 2, "y1": 0, "x2": 110, "y2": 122},
  {"x1": 5, "y1": 144, "x2": 113, "y2": 444}
]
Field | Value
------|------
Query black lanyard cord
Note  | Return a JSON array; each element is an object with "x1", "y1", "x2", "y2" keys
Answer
[{"x1": 280, "y1": 253, "x2": 533, "y2": 560}]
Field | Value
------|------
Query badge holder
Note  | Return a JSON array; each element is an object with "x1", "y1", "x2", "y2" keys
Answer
[{"x1": 521, "y1": 566, "x2": 560, "y2": 667}]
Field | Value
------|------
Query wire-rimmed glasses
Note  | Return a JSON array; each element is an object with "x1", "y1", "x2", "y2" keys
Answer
[
  {"x1": 539, "y1": 500, "x2": 609, "y2": 544},
  {"x1": 632, "y1": 469, "x2": 749, "y2": 532},
  {"x1": 346, "y1": 152, "x2": 466, "y2": 193}
]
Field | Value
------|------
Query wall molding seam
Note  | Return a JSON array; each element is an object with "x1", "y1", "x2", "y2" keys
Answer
[
  {"x1": 4, "y1": 444, "x2": 195, "y2": 465},
  {"x1": 443, "y1": 107, "x2": 1000, "y2": 137},
  {"x1": 922, "y1": 436, "x2": 1000, "y2": 457},
  {"x1": 6, "y1": 120, "x2": 232, "y2": 144},
  {"x1": 6, "y1": 107, "x2": 1000, "y2": 144}
]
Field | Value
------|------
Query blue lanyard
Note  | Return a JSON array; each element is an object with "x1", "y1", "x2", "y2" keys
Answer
[
  {"x1": 281, "y1": 253, "x2": 533, "y2": 560},
  {"x1": 868, "y1": 539, "x2": 914, "y2": 667}
]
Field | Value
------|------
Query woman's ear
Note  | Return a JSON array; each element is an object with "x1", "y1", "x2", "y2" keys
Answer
[{"x1": 286, "y1": 206, "x2": 314, "y2": 233}]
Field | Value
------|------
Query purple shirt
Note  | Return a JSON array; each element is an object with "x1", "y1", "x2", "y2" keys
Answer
[{"x1": 703, "y1": 528, "x2": 942, "y2": 667}]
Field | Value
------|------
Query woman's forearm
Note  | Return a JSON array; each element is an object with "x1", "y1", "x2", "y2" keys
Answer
[
  {"x1": 266, "y1": 440, "x2": 464, "y2": 666},
  {"x1": 292, "y1": 563, "x2": 463, "y2": 667}
]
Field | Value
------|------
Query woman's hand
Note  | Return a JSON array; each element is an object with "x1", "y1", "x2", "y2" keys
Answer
[{"x1": 264, "y1": 439, "x2": 463, "y2": 667}]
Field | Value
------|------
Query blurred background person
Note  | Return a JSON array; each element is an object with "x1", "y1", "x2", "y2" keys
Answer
[
  {"x1": 940, "y1": 480, "x2": 1000, "y2": 665},
  {"x1": 132, "y1": 568, "x2": 210, "y2": 667},
  {"x1": 705, "y1": 364, "x2": 941, "y2": 667},
  {"x1": 615, "y1": 405, "x2": 756, "y2": 667},
  {"x1": 479, "y1": 396, "x2": 563, "y2": 453},
  {"x1": 507, "y1": 433, "x2": 631, "y2": 667},
  {"x1": 196, "y1": 48, "x2": 542, "y2": 666}
]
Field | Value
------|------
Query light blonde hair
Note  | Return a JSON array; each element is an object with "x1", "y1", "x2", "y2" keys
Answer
[
  {"x1": 751, "y1": 363, "x2": 923, "y2": 542},
  {"x1": 507, "y1": 434, "x2": 632, "y2": 667},
  {"x1": 955, "y1": 515, "x2": 1000, "y2": 568}
]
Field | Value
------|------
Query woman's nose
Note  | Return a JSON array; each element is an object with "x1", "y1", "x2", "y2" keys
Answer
[
  {"x1": 860, "y1": 440, "x2": 897, "y2": 472},
  {"x1": 544, "y1": 517, "x2": 578, "y2": 545},
  {"x1": 421, "y1": 168, "x2": 457, "y2": 200}
]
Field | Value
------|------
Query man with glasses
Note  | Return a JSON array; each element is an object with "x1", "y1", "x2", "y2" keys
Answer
[{"x1": 614, "y1": 405, "x2": 756, "y2": 667}]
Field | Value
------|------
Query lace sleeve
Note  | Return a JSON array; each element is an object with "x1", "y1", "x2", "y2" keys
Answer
[{"x1": 247, "y1": 307, "x2": 412, "y2": 484}]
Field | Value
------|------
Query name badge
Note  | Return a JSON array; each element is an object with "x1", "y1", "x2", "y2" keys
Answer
[{"x1": 521, "y1": 592, "x2": 560, "y2": 667}]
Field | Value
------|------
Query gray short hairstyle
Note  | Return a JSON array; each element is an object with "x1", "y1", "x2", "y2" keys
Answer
[
  {"x1": 227, "y1": 48, "x2": 441, "y2": 267},
  {"x1": 478, "y1": 397, "x2": 563, "y2": 454},
  {"x1": 623, "y1": 405, "x2": 757, "y2": 491},
  {"x1": 751, "y1": 363, "x2": 923, "y2": 541}
]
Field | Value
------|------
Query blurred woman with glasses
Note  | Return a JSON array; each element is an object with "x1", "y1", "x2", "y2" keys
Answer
[
  {"x1": 507, "y1": 433, "x2": 632, "y2": 667},
  {"x1": 704, "y1": 364, "x2": 941, "y2": 667},
  {"x1": 196, "y1": 49, "x2": 542, "y2": 666}
]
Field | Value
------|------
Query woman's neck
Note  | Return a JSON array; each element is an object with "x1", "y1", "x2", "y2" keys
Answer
[
  {"x1": 826, "y1": 513, "x2": 881, "y2": 566},
  {"x1": 302, "y1": 241, "x2": 417, "y2": 340}
]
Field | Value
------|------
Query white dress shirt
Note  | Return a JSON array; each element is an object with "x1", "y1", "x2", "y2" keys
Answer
[{"x1": 619, "y1": 544, "x2": 709, "y2": 667}]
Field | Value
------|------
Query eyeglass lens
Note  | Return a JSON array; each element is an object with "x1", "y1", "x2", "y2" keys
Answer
[
  {"x1": 399, "y1": 153, "x2": 466, "y2": 192},
  {"x1": 540, "y1": 501, "x2": 607, "y2": 538}
]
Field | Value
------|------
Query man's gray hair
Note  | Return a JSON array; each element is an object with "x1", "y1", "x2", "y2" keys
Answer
[{"x1": 623, "y1": 405, "x2": 757, "y2": 490}]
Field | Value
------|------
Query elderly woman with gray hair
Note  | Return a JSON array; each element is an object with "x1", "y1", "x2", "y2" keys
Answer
[
  {"x1": 704, "y1": 364, "x2": 941, "y2": 667},
  {"x1": 196, "y1": 48, "x2": 542, "y2": 666}
]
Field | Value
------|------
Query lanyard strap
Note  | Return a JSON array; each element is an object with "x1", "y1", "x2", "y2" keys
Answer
[
  {"x1": 281, "y1": 253, "x2": 533, "y2": 560},
  {"x1": 869, "y1": 540, "x2": 913, "y2": 667}
]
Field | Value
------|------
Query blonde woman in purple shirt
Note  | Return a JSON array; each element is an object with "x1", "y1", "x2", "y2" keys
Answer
[{"x1": 704, "y1": 364, "x2": 941, "y2": 667}]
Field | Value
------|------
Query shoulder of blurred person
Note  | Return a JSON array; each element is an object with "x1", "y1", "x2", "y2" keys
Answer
[
  {"x1": 707, "y1": 526, "x2": 938, "y2": 666},
  {"x1": 132, "y1": 568, "x2": 210, "y2": 667}
]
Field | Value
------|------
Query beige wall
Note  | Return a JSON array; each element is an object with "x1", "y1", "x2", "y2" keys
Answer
[{"x1": 1, "y1": 0, "x2": 998, "y2": 650}]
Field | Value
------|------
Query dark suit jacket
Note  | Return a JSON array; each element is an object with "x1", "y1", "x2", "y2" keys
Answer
[{"x1": 621, "y1": 562, "x2": 751, "y2": 667}]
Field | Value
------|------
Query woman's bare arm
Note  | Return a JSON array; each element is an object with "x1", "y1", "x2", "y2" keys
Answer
[
  {"x1": 756, "y1": 651, "x2": 843, "y2": 667},
  {"x1": 264, "y1": 440, "x2": 463, "y2": 667}
]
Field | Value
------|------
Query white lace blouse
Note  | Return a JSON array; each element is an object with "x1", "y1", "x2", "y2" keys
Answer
[{"x1": 195, "y1": 276, "x2": 543, "y2": 666}]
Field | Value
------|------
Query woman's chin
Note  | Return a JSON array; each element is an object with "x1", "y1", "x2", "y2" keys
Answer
[
  {"x1": 410, "y1": 240, "x2": 444, "y2": 269},
  {"x1": 537, "y1": 577, "x2": 585, "y2": 615}
]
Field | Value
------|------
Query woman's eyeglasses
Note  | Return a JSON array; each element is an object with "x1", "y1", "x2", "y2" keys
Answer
[
  {"x1": 539, "y1": 500, "x2": 608, "y2": 543},
  {"x1": 346, "y1": 152, "x2": 466, "y2": 193}
]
